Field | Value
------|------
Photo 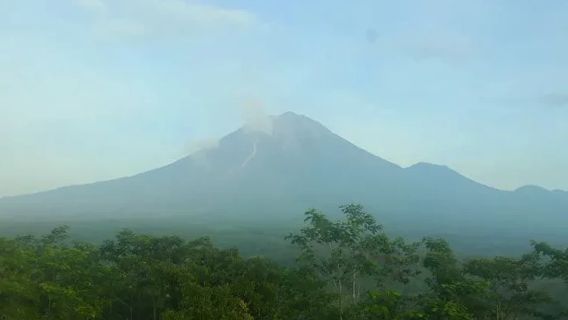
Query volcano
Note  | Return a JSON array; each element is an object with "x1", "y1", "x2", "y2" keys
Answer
[{"x1": 1, "y1": 112, "x2": 567, "y2": 242}]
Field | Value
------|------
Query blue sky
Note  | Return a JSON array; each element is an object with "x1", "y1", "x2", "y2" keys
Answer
[{"x1": 1, "y1": 0, "x2": 567, "y2": 196}]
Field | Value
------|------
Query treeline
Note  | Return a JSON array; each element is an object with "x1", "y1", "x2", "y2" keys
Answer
[{"x1": 0, "y1": 204, "x2": 567, "y2": 320}]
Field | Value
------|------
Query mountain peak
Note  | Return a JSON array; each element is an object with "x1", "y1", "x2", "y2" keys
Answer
[
  {"x1": 406, "y1": 162, "x2": 456, "y2": 176},
  {"x1": 515, "y1": 185, "x2": 549, "y2": 193},
  {"x1": 277, "y1": 111, "x2": 303, "y2": 118},
  {"x1": 271, "y1": 111, "x2": 332, "y2": 138},
  {"x1": 407, "y1": 162, "x2": 450, "y2": 170},
  {"x1": 274, "y1": 111, "x2": 326, "y2": 126}
]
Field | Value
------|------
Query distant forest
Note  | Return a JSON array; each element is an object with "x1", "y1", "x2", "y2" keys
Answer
[{"x1": 1, "y1": 204, "x2": 567, "y2": 320}]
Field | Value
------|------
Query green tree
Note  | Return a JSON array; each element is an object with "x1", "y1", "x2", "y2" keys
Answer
[
  {"x1": 346, "y1": 290, "x2": 424, "y2": 320},
  {"x1": 532, "y1": 242, "x2": 568, "y2": 284},
  {"x1": 0, "y1": 226, "x2": 106, "y2": 320},
  {"x1": 419, "y1": 238, "x2": 484, "y2": 320},
  {"x1": 464, "y1": 255, "x2": 550, "y2": 319},
  {"x1": 287, "y1": 204, "x2": 419, "y2": 319},
  {"x1": 0, "y1": 237, "x2": 41, "y2": 319}
]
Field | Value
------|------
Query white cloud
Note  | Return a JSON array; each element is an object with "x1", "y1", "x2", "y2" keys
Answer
[{"x1": 73, "y1": 0, "x2": 257, "y2": 39}]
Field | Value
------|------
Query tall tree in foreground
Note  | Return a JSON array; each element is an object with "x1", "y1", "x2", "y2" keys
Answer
[{"x1": 287, "y1": 204, "x2": 420, "y2": 319}]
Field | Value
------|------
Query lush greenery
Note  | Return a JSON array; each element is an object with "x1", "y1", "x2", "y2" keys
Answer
[{"x1": 1, "y1": 204, "x2": 567, "y2": 319}]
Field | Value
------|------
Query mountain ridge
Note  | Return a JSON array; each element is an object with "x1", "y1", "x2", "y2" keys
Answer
[
  {"x1": 2, "y1": 111, "x2": 559, "y2": 199},
  {"x1": 0, "y1": 112, "x2": 566, "y2": 245}
]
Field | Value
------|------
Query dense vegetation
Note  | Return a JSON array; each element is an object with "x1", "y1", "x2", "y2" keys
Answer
[{"x1": 1, "y1": 204, "x2": 567, "y2": 319}]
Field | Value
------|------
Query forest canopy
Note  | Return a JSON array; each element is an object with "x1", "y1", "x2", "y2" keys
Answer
[{"x1": 1, "y1": 204, "x2": 567, "y2": 320}]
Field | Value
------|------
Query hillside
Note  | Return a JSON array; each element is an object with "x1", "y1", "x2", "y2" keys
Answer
[{"x1": 1, "y1": 112, "x2": 567, "y2": 245}]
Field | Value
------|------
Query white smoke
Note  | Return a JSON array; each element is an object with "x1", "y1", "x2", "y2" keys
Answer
[
  {"x1": 185, "y1": 138, "x2": 219, "y2": 155},
  {"x1": 241, "y1": 99, "x2": 273, "y2": 134}
]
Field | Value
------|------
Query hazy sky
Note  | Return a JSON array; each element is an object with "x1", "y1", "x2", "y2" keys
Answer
[{"x1": 1, "y1": 0, "x2": 567, "y2": 197}]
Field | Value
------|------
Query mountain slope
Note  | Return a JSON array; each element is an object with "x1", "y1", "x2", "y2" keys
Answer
[{"x1": 1, "y1": 112, "x2": 567, "y2": 242}]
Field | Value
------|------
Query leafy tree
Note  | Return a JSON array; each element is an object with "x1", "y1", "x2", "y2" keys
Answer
[
  {"x1": 287, "y1": 204, "x2": 420, "y2": 319},
  {"x1": 464, "y1": 255, "x2": 550, "y2": 319},
  {"x1": 0, "y1": 237, "x2": 40, "y2": 319},
  {"x1": 532, "y1": 242, "x2": 568, "y2": 284},
  {"x1": 419, "y1": 238, "x2": 484, "y2": 320},
  {"x1": 0, "y1": 226, "x2": 106, "y2": 320},
  {"x1": 531, "y1": 242, "x2": 568, "y2": 318},
  {"x1": 346, "y1": 290, "x2": 424, "y2": 320}
]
